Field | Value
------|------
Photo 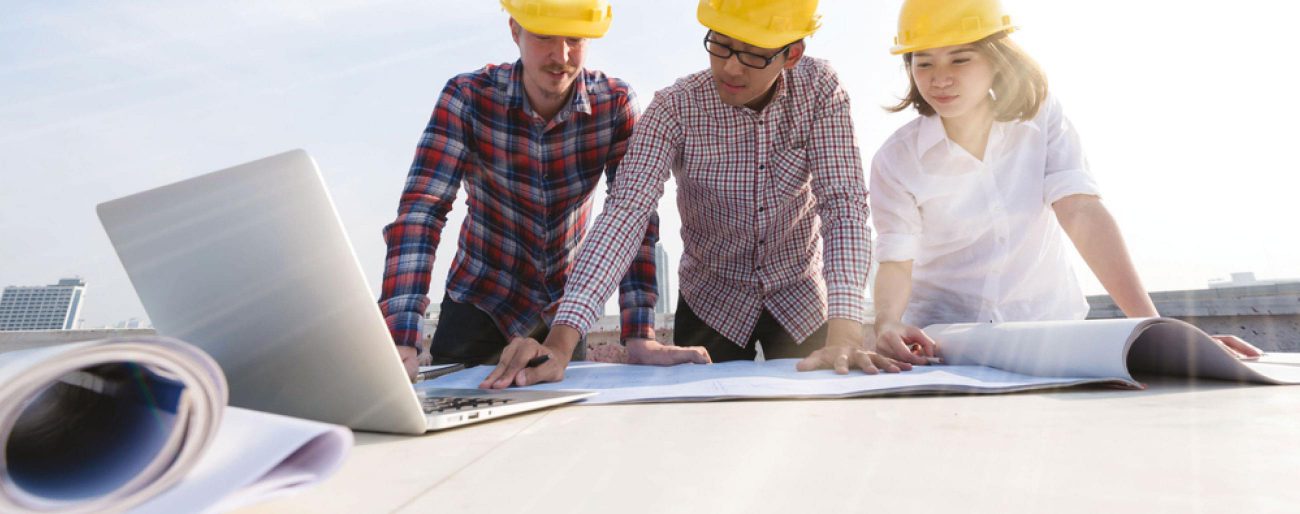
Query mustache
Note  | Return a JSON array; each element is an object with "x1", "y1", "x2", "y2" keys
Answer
[{"x1": 541, "y1": 64, "x2": 577, "y2": 74}]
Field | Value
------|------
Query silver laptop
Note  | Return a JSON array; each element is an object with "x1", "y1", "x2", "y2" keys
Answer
[{"x1": 97, "y1": 149, "x2": 592, "y2": 434}]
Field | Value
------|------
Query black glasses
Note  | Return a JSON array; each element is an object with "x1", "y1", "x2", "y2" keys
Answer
[{"x1": 702, "y1": 31, "x2": 792, "y2": 70}]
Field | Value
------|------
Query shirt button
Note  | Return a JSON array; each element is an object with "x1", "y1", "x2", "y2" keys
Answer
[
  {"x1": 759, "y1": 164, "x2": 765, "y2": 170},
  {"x1": 758, "y1": 206, "x2": 767, "y2": 212},
  {"x1": 755, "y1": 266, "x2": 764, "y2": 271},
  {"x1": 758, "y1": 239, "x2": 766, "y2": 245}
]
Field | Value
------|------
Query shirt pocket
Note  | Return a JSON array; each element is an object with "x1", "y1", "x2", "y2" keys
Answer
[{"x1": 768, "y1": 145, "x2": 811, "y2": 199}]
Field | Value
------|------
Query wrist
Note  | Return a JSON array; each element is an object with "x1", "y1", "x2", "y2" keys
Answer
[
  {"x1": 874, "y1": 317, "x2": 903, "y2": 334},
  {"x1": 543, "y1": 324, "x2": 582, "y2": 359}
]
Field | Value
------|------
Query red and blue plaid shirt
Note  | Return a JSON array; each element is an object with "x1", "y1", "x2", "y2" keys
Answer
[
  {"x1": 553, "y1": 57, "x2": 871, "y2": 347},
  {"x1": 379, "y1": 61, "x2": 658, "y2": 350}
]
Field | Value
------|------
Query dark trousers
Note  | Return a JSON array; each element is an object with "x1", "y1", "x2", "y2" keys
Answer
[
  {"x1": 427, "y1": 295, "x2": 586, "y2": 366},
  {"x1": 672, "y1": 296, "x2": 828, "y2": 362}
]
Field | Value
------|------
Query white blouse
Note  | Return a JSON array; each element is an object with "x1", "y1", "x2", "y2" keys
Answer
[{"x1": 870, "y1": 96, "x2": 1101, "y2": 327}]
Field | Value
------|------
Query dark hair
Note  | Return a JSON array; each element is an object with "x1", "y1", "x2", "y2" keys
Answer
[{"x1": 887, "y1": 32, "x2": 1048, "y2": 122}]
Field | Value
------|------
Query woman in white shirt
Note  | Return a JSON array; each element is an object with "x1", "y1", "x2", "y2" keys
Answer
[{"x1": 869, "y1": 0, "x2": 1261, "y2": 363}]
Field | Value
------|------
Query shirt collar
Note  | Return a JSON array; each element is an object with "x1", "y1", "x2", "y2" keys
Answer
[
  {"x1": 702, "y1": 68, "x2": 791, "y2": 120},
  {"x1": 916, "y1": 113, "x2": 948, "y2": 154},
  {"x1": 917, "y1": 112, "x2": 1039, "y2": 156}
]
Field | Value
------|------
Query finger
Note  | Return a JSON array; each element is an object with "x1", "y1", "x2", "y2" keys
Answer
[
  {"x1": 480, "y1": 340, "x2": 523, "y2": 387},
  {"x1": 480, "y1": 355, "x2": 511, "y2": 388},
  {"x1": 883, "y1": 333, "x2": 924, "y2": 364},
  {"x1": 670, "y1": 346, "x2": 712, "y2": 365},
  {"x1": 795, "y1": 351, "x2": 824, "y2": 372},
  {"x1": 495, "y1": 347, "x2": 538, "y2": 389},
  {"x1": 892, "y1": 336, "x2": 930, "y2": 366},
  {"x1": 515, "y1": 356, "x2": 565, "y2": 387},
  {"x1": 1216, "y1": 335, "x2": 1263, "y2": 359},
  {"x1": 833, "y1": 347, "x2": 851, "y2": 375},
  {"x1": 660, "y1": 346, "x2": 712, "y2": 366},
  {"x1": 657, "y1": 346, "x2": 710, "y2": 365},
  {"x1": 872, "y1": 351, "x2": 908, "y2": 373},
  {"x1": 690, "y1": 346, "x2": 713, "y2": 364},
  {"x1": 487, "y1": 343, "x2": 537, "y2": 389},
  {"x1": 855, "y1": 350, "x2": 879, "y2": 375},
  {"x1": 881, "y1": 336, "x2": 924, "y2": 365},
  {"x1": 907, "y1": 328, "x2": 940, "y2": 357}
]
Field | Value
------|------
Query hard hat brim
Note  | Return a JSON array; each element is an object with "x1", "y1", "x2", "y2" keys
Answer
[
  {"x1": 890, "y1": 26, "x2": 1017, "y2": 55},
  {"x1": 514, "y1": 16, "x2": 611, "y2": 39},
  {"x1": 697, "y1": 4, "x2": 813, "y2": 50}
]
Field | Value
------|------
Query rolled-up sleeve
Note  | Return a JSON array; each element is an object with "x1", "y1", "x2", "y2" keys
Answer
[
  {"x1": 1041, "y1": 96, "x2": 1102, "y2": 205},
  {"x1": 868, "y1": 148, "x2": 923, "y2": 263}
]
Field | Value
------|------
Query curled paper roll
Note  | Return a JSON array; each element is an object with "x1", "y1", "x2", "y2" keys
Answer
[{"x1": 0, "y1": 337, "x2": 224, "y2": 514}]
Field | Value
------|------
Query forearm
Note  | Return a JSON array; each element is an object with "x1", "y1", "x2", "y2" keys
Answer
[
  {"x1": 554, "y1": 197, "x2": 658, "y2": 336},
  {"x1": 872, "y1": 260, "x2": 914, "y2": 327},
  {"x1": 616, "y1": 212, "x2": 661, "y2": 340},
  {"x1": 379, "y1": 211, "x2": 449, "y2": 348},
  {"x1": 1055, "y1": 196, "x2": 1158, "y2": 318},
  {"x1": 819, "y1": 197, "x2": 872, "y2": 322}
]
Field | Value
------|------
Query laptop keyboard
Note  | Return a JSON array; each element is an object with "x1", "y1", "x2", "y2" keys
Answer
[{"x1": 422, "y1": 396, "x2": 513, "y2": 414}]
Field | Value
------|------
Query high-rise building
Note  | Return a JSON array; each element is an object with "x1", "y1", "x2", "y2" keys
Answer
[
  {"x1": 654, "y1": 243, "x2": 673, "y2": 314},
  {"x1": 0, "y1": 277, "x2": 87, "y2": 331}
]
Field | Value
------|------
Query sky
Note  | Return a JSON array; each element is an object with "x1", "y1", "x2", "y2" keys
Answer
[{"x1": 2, "y1": 0, "x2": 1299, "y2": 328}]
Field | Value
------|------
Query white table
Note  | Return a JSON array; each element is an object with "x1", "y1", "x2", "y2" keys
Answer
[{"x1": 241, "y1": 377, "x2": 1300, "y2": 513}]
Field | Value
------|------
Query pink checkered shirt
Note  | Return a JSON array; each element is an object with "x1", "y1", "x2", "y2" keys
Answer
[{"x1": 554, "y1": 57, "x2": 872, "y2": 347}]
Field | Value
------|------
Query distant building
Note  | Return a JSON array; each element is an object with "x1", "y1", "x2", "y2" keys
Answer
[
  {"x1": 654, "y1": 243, "x2": 673, "y2": 314},
  {"x1": 0, "y1": 278, "x2": 87, "y2": 331},
  {"x1": 1208, "y1": 272, "x2": 1300, "y2": 289},
  {"x1": 113, "y1": 318, "x2": 149, "y2": 330}
]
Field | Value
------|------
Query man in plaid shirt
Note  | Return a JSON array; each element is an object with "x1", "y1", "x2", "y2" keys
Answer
[
  {"x1": 484, "y1": 0, "x2": 924, "y2": 389},
  {"x1": 379, "y1": 1, "x2": 663, "y2": 381}
]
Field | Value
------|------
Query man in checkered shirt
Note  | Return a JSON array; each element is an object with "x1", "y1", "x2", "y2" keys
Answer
[
  {"x1": 379, "y1": 2, "x2": 662, "y2": 382},
  {"x1": 483, "y1": 0, "x2": 924, "y2": 389}
]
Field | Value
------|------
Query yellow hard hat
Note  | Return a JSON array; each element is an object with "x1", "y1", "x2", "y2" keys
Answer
[
  {"x1": 890, "y1": 0, "x2": 1016, "y2": 55},
  {"x1": 501, "y1": 0, "x2": 613, "y2": 39},
  {"x1": 697, "y1": 0, "x2": 821, "y2": 49}
]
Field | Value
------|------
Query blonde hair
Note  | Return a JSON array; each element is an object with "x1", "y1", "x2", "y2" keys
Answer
[{"x1": 888, "y1": 32, "x2": 1048, "y2": 122}]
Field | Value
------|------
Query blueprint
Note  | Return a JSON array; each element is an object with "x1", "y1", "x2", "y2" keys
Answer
[
  {"x1": 424, "y1": 359, "x2": 1117, "y2": 405},
  {"x1": 425, "y1": 318, "x2": 1300, "y2": 405}
]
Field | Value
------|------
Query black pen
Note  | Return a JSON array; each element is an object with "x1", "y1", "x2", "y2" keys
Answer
[{"x1": 525, "y1": 354, "x2": 550, "y2": 368}]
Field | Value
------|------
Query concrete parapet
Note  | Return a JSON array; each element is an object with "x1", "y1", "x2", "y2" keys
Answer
[
  {"x1": 0, "y1": 329, "x2": 157, "y2": 354},
  {"x1": 1088, "y1": 282, "x2": 1300, "y2": 351}
]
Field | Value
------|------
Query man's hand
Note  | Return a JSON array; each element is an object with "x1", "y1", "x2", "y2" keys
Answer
[
  {"x1": 397, "y1": 345, "x2": 419, "y2": 383},
  {"x1": 797, "y1": 319, "x2": 912, "y2": 374},
  {"x1": 479, "y1": 336, "x2": 569, "y2": 389},
  {"x1": 1212, "y1": 334, "x2": 1264, "y2": 360},
  {"x1": 626, "y1": 338, "x2": 711, "y2": 366},
  {"x1": 873, "y1": 320, "x2": 938, "y2": 365}
]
